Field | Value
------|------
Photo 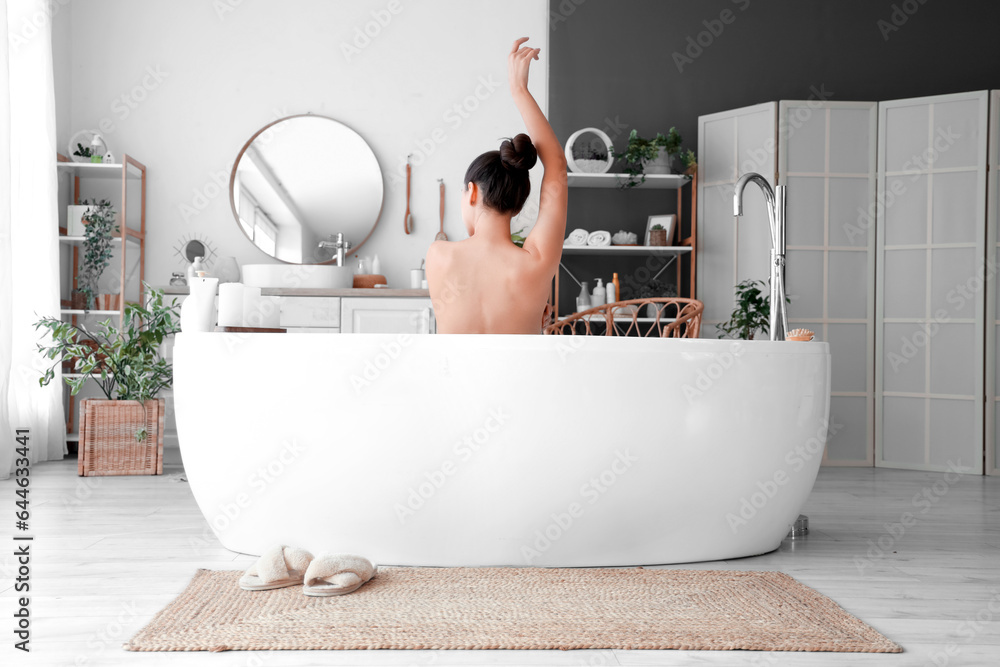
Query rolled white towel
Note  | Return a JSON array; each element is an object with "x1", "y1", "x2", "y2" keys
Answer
[
  {"x1": 564, "y1": 228, "x2": 589, "y2": 246},
  {"x1": 587, "y1": 230, "x2": 612, "y2": 247}
]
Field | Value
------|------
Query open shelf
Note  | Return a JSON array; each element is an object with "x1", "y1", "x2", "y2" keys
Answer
[
  {"x1": 57, "y1": 153, "x2": 147, "y2": 446},
  {"x1": 57, "y1": 161, "x2": 143, "y2": 180},
  {"x1": 561, "y1": 245, "x2": 692, "y2": 256},
  {"x1": 60, "y1": 234, "x2": 141, "y2": 246},
  {"x1": 567, "y1": 172, "x2": 691, "y2": 189}
]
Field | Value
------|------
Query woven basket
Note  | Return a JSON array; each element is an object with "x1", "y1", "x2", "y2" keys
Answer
[{"x1": 78, "y1": 399, "x2": 164, "y2": 476}]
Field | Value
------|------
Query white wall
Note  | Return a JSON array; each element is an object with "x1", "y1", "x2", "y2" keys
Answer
[{"x1": 56, "y1": 0, "x2": 549, "y2": 288}]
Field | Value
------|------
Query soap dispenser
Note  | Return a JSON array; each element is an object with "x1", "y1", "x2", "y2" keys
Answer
[{"x1": 592, "y1": 278, "x2": 606, "y2": 305}]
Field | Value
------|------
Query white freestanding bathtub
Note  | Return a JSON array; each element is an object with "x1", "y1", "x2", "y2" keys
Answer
[{"x1": 174, "y1": 333, "x2": 830, "y2": 567}]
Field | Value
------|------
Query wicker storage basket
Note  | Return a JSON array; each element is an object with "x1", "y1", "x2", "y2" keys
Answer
[{"x1": 78, "y1": 398, "x2": 165, "y2": 476}]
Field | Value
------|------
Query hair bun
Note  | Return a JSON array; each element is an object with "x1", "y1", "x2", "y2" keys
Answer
[{"x1": 499, "y1": 133, "x2": 538, "y2": 171}]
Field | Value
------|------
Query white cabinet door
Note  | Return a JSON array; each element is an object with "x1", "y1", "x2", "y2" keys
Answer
[
  {"x1": 697, "y1": 102, "x2": 777, "y2": 339},
  {"x1": 986, "y1": 90, "x2": 1000, "y2": 477},
  {"x1": 875, "y1": 91, "x2": 988, "y2": 474},
  {"x1": 340, "y1": 297, "x2": 435, "y2": 334},
  {"x1": 779, "y1": 101, "x2": 877, "y2": 466}
]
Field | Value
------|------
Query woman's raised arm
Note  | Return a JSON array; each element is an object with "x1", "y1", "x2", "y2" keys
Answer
[{"x1": 508, "y1": 38, "x2": 567, "y2": 267}]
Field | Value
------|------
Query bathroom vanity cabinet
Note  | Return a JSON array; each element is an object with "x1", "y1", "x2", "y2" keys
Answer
[{"x1": 160, "y1": 286, "x2": 435, "y2": 334}]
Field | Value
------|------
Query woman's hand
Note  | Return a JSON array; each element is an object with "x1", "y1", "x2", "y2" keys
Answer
[{"x1": 508, "y1": 37, "x2": 540, "y2": 96}]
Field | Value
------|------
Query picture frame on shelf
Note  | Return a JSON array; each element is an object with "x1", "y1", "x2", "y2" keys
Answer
[{"x1": 644, "y1": 214, "x2": 675, "y2": 246}]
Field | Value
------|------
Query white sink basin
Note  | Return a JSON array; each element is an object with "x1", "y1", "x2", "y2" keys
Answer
[{"x1": 242, "y1": 264, "x2": 353, "y2": 289}]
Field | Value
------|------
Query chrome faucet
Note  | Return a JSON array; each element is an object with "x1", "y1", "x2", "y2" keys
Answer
[
  {"x1": 318, "y1": 233, "x2": 352, "y2": 267},
  {"x1": 733, "y1": 173, "x2": 787, "y2": 341}
]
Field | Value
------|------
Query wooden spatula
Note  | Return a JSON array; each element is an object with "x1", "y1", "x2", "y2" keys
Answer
[
  {"x1": 404, "y1": 155, "x2": 413, "y2": 234},
  {"x1": 435, "y1": 179, "x2": 447, "y2": 241}
]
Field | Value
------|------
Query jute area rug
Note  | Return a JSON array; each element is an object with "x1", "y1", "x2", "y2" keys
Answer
[{"x1": 124, "y1": 567, "x2": 901, "y2": 653}]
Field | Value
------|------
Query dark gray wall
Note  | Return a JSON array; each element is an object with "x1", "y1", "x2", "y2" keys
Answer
[{"x1": 548, "y1": 0, "x2": 1000, "y2": 311}]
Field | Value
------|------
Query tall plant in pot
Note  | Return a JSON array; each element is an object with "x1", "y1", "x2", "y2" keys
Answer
[
  {"x1": 74, "y1": 199, "x2": 117, "y2": 311},
  {"x1": 35, "y1": 287, "x2": 180, "y2": 476}
]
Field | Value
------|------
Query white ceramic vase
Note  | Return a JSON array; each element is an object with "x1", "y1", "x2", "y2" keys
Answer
[
  {"x1": 180, "y1": 277, "x2": 219, "y2": 333},
  {"x1": 214, "y1": 256, "x2": 241, "y2": 284}
]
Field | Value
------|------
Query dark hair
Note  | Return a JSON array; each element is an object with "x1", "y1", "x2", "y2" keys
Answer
[{"x1": 464, "y1": 133, "x2": 538, "y2": 215}]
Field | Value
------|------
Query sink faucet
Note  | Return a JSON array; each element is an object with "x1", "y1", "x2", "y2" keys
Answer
[
  {"x1": 318, "y1": 233, "x2": 352, "y2": 267},
  {"x1": 733, "y1": 173, "x2": 787, "y2": 341}
]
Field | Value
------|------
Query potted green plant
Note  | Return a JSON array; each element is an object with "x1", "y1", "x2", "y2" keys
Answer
[
  {"x1": 649, "y1": 224, "x2": 668, "y2": 246},
  {"x1": 680, "y1": 149, "x2": 697, "y2": 176},
  {"x1": 35, "y1": 287, "x2": 180, "y2": 476},
  {"x1": 73, "y1": 142, "x2": 102, "y2": 164},
  {"x1": 75, "y1": 199, "x2": 117, "y2": 311},
  {"x1": 716, "y1": 279, "x2": 773, "y2": 340},
  {"x1": 616, "y1": 128, "x2": 683, "y2": 187}
]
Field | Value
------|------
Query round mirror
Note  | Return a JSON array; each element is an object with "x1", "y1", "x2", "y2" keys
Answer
[
  {"x1": 183, "y1": 239, "x2": 206, "y2": 263},
  {"x1": 229, "y1": 114, "x2": 383, "y2": 264}
]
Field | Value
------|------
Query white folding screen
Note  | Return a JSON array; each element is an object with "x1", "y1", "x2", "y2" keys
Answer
[
  {"x1": 778, "y1": 102, "x2": 877, "y2": 466},
  {"x1": 875, "y1": 91, "x2": 988, "y2": 474},
  {"x1": 986, "y1": 90, "x2": 1000, "y2": 477},
  {"x1": 697, "y1": 102, "x2": 776, "y2": 338}
]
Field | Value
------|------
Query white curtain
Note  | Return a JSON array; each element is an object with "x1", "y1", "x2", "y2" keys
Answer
[{"x1": 0, "y1": 0, "x2": 66, "y2": 480}]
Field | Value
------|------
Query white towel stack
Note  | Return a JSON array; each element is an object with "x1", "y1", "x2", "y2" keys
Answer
[
  {"x1": 564, "y1": 228, "x2": 589, "y2": 246},
  {"x1": 587, "y1": 230, "x2": 612, "y2": 247}
]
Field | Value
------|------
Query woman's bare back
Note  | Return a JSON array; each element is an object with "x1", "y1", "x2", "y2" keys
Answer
[{"x1": 428, "y1": 236, "x2": 552, "y2": 334}]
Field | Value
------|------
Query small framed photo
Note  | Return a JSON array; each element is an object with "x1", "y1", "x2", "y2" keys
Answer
[{"x1": 644, "y1": 214, "x2": 676, "y2": 246}]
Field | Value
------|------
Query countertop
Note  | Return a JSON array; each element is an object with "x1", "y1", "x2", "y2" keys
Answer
[{"x1": 157, "y1": 286, "x2": 430, "y2": 298}]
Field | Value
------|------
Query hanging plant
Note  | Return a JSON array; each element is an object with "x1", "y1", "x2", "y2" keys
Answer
[{"x1": 77, "y1": 199, "x2": 117, "y2": 310}]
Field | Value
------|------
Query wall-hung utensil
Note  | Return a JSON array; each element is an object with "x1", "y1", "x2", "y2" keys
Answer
[
  {"x1": 435, "y1": 179, "x2": 447, "y2": 241},
  {"x1": 404, "y1": 155, "x2": 413, "y2": 234}
]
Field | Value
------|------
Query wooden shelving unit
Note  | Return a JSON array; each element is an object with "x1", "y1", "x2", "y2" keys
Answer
[
  {"x1": 55, "y1": 153, "x2": 147, "y2": 440},
  {"x1": 553, "y1": 171, "x2": 698, "y2": 317}
]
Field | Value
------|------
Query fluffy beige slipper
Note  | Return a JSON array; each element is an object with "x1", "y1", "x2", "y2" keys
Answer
[
  {"x1": 239, "y1": 545, "x2": 314, "y2": 591},
  {"x1": 303, "y1": 554, "x2": 376, "y2": 597}
]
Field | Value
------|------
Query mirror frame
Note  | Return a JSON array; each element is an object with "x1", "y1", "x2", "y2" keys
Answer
[{"x1": 228, "y1": 113, "x2": 384, "y2": 264}]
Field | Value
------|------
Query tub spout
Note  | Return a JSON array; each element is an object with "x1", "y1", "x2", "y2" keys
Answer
[{"x1": 733, "y1": 173, "x2": 787, "y2": 341}]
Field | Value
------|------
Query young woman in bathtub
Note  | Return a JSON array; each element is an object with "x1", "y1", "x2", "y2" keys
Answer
[{"x1": 426, "y1": 37, "x2": 568, "y2": 334}]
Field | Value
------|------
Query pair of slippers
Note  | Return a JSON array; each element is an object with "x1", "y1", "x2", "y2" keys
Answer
[{"x1": 239, "y1": 545, "x2": 376, "y2": 597}]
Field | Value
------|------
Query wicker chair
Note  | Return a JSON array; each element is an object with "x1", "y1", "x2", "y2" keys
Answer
[{"x1": 543, "y1": 297, "x2": 704, "y2": 338}]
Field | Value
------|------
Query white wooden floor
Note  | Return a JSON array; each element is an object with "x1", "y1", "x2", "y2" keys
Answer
[{"x1": 1, "y1": 459, "x2": 998, "y2": 667}]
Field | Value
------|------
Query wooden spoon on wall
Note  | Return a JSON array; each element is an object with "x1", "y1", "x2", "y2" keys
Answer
[
  {"x1": 404, "y1": 155, "x2": 413, "y2": 234},
  {"x1": 435, "y1": 179, "x2": 447, "y2": 241}
]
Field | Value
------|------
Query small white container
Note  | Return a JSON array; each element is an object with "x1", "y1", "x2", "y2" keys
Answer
[
  {"x1": 606, "y1": 280, "x2": 617, "y2": 304},
  {"x1": 410, "y1": 269, "x2": 425, "y2": 288}
]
